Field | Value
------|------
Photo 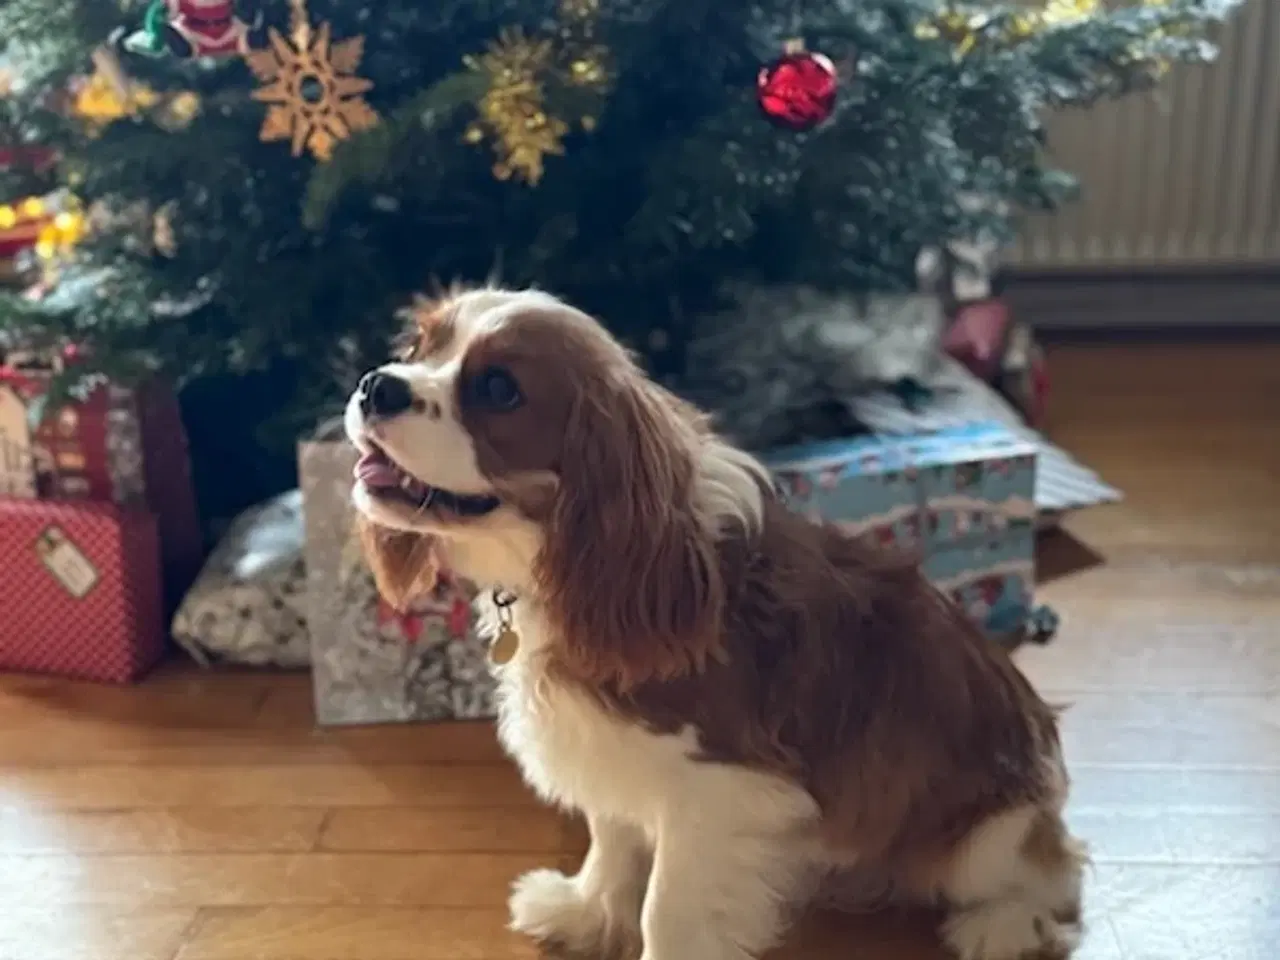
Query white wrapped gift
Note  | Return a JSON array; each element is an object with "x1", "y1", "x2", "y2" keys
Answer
[{"x1": 171, "y1": 491, "x2": 311, "y2": 667}]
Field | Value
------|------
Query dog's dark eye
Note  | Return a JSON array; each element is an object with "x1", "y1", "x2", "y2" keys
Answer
[{"x1": 465, "y1": 366, "x2": 524, "y2": 411}]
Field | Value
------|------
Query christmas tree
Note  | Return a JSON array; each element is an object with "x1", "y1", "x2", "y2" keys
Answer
[{"x1": 0, "y1": 0, "x2": 1242, "y2": 519}]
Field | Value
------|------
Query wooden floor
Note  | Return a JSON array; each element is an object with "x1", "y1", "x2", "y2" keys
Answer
[{"x1": 2, "y1": 341, "x2": 1278, "y2": 960}]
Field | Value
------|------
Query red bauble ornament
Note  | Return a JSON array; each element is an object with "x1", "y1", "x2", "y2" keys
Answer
[{"x1": 756, "y1": 41, "x2": 838, "y2": 131}]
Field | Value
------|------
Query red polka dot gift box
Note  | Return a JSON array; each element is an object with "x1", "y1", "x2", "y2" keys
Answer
[{"x1": 0, "y1": 498, "x2": 165, "y2": 683}]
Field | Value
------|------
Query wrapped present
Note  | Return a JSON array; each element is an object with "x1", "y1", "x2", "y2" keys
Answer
[
  {"x1": 684, "y1": 253, "x2": 948, "y2": 451},
  {"x1": 173, "y1": 485, "x2": 482, "y2": 676},
  {"x1": 764, "y1": 421, "x2": 1040, "y2": 637},
  {"x1": 930, "y1": 192, "x2": 1008, "y2": 309},
  {"x1": 171, "y1": 491, "x2": 311, "y2": 668},
  {"x1": 0, "y1": 353, "x2": 204, "y2": 612},
  {"x1": 0, "y1": 372, "x2": 38, "y2": 496},
  {"x1": 299, "y1": 440, "x2": 494, "y2": 726},
  {"x1": 846, "y1": 358, "x2": 1117, "y2": 521},
  {"x1": 0, "y1": 497, "x2": 165, "y2": 682},
  {"x1": 943, "y1": 299, "x2": 1049, "y2": 428}
]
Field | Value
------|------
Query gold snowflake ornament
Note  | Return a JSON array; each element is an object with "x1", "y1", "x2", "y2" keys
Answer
[{"x1": 245, "y1": 0, "x2": 378, "y2": 162}]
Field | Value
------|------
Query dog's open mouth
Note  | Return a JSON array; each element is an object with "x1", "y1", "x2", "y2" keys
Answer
[{"x1": 354, "y1": 445, "x2": 501, "y2": 518}]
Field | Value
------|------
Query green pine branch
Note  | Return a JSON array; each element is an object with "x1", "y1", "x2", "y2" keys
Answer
[{"x1": 302, "y1": 70, "x2": 489, "y2": 230}]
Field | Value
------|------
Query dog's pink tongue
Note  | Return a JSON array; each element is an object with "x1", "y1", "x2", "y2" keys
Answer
[{"x1": 354, "y1": 450, "x2": 401, "y2": 489}]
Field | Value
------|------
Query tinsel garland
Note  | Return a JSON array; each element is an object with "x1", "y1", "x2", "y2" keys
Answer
[{"x1": 462, "y1": 0, "x2": 612, "y2": 184}]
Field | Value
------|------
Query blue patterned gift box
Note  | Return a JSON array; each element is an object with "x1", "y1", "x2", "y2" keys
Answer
[{"x1": 764, "y1": 421, "x2": 1039, "y2": 636}]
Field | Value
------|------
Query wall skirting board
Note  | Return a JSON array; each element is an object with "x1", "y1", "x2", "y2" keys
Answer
[{"x1": 1005, "y1": 272, "x2": 1280, "y2": 333}]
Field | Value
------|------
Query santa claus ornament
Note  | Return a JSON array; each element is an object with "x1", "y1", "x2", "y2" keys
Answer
[
  {"x1": 122, "y1": 0, "x2": 259, "y2": 59},
  {"x1": 756, "y1": 39, "x2": 840, "y2": 132}
]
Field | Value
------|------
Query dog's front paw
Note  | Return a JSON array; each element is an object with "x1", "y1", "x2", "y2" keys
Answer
[
  {"x1": 942, "y1": 898, "x2": 1082, "y2": 960},
  {"x1": 510, "y1": 868, "x2": 636, "y2": 956}
]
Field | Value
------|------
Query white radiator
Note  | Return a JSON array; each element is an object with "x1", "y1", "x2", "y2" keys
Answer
[{"x1": 1007, "y1": 0, "x2": 1280, "y2": 270}]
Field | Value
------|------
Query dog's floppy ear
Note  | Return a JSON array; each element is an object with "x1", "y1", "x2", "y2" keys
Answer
[
  {"x1": 537, "y1": 376, "x2": 724, "y2": 691},
  {"x1": 356, "y1": 514, "x2": 441, "y2": 610}
]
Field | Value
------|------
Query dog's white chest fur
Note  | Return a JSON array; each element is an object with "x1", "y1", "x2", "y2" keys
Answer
[
  {"x1": 490, "y1": 607, "x2": 821, "y2": 835},
  {"x1": 494, "y1": 631, "x2": 690, "y2": 826}
]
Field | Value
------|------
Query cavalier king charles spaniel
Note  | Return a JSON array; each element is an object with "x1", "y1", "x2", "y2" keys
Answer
[{"x1": 346, "y1": 287, "x2": 1086, "y2": 960}]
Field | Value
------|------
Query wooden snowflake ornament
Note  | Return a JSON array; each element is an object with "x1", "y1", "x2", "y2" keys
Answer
[{"x1": 244, "y1": 0, "x2": 378, "y2": 161}]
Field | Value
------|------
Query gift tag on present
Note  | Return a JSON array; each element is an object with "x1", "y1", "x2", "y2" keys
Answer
[{"x1": 36, "y1": 525, "x2": 100, "y2": 598}]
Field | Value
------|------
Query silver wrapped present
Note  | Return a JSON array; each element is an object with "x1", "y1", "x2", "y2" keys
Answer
[
  {"x1": 684, "y1": 252, "x2": 949, "y2": 451},
  {"x1": 170, "y1": 491, "x2": 311, "y2": 667},
  {"x1": 299, "y1": 440, "x2": 495, "y2": 727}
]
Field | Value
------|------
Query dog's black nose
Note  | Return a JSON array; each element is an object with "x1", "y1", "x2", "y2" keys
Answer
[{"x1": 358, "y1": 371, "x2": 415, "y2": 419}]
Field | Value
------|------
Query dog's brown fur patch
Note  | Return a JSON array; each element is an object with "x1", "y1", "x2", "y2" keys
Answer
[{"x1": 553, "y1": 495, "x2": 1064, "y2": 887}]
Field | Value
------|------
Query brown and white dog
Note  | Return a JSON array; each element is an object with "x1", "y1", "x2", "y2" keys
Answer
[{"x1": 347, "y1": 287, "x2": 1086, "y2": 960}]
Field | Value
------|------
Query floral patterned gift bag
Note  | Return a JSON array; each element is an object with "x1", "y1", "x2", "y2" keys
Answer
[{"x1": 298, "y1": 440, "x2": 495, "y2": 726}]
